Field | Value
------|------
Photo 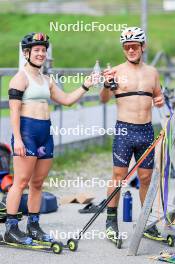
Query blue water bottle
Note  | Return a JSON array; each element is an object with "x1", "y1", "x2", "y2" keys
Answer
[{"x1": 123, "y1": 191, "x2": 132, "y2": 222}]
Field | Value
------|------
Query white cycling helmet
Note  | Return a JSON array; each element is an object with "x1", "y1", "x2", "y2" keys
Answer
[{"x1": 120, "y1": 27, "x2": 146, "y2": 44}]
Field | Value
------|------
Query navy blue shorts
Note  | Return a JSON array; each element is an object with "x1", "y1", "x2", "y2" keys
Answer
[
  {"x1": 11, "y1": 116, "x2": 54, "y2": 159},
  {"x1": 112, "y1": 120, "x2": 155, "y2": 169}
]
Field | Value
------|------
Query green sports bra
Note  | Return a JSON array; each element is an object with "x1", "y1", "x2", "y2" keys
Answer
[{"x1": 22, "y1": 69, "x2": 50, "y2": 103}]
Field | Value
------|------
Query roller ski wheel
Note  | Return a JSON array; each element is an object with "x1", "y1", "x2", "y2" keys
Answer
[
  {"x1": 116, "y1": 238, "x2": 122, "y2": 249},
  {"x1": 167, "y1": 235, "x2": 174, "y2": 247},
  {"x1": 67, "y1": 238, "x2": 78, "y2": 252},
  {"x1": 51, "y1": 242, "x2": 63, "y2": 254}
]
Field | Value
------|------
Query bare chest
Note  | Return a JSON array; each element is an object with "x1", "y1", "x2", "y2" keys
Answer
[{"x1": 116, "y1": 69, "x2": 155, "y2": 93}]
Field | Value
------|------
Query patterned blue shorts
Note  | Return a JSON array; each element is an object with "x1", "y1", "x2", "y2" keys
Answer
[
  {"x1": 112, "y1": 120, "x2": 155, "y2": 169},
  {"x1": 11, "y1": 116, "x2": 54, "y2": 159}
]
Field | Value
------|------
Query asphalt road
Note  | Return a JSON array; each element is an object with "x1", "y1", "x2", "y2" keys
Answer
[{"x1": 0, "y1": 184, "x2": 172, "y2": 264}]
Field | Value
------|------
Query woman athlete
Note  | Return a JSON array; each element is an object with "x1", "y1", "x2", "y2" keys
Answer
[{"x1": 5, "y1": 32, "x2": 93, "y2": 245}]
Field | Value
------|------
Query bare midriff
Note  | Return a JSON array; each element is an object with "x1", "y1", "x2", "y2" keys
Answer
[
  {"x1": 21, "y1": 101, "x2": 50, "y2": 120},
  {"x1": 117, "y1": 95, "x2": 152, "y2": 124}
]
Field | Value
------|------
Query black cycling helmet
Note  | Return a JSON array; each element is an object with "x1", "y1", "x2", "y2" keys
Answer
[
  {"x1": 21, "y1": 32, "x2": 49, "y2": 68},
  {"x1": 21, "y1": 32, "x2": 49, "y2": 50}
]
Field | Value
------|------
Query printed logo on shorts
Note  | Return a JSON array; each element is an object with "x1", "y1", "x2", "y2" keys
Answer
[
  {"x1": 37, "y1": 146, "x2": 46, "y2": 157},
  {"x1": 114, "y1": 152, "x2": 127, "y2": 165}
]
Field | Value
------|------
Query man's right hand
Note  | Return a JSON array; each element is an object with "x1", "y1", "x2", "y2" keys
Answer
[
  {"x1": 103, "y1": 68, "x2": 117, "y2": 86},
  {"x1": 14, "y1": 138, "x2": 26, "y2": 157}
]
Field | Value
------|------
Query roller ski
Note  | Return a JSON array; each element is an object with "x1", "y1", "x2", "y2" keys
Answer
[
  {"x1": 0, "y1": 235, "x2": 63, "y2": 254},
  {"x1": 26, "y1": 220, "x2": 78, "y2": 252},
  {"x1": 105, "y1": 208, "x2": 122, "y2": 249},
  {"x1": 26, "y1": 213, "x2": 78, "y2": 252}
]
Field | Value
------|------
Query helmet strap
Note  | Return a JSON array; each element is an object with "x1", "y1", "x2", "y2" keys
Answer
[
  {"x1": 27, "y1": 49, "x2": 42, "y2": 69},
  {"x1": 28, "y1": 60, "x2": 42, "y2": 69}
]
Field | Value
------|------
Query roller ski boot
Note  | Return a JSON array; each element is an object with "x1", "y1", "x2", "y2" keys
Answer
[
  {"x1": 26, "y1": 213, "x2": 54, "y2": 245},
  {"x1": 143, "y1": 224, "x2": 164, "y2": 241},
  {"x1": 106, "y1": 207, "x2": 122, "y2": 248},
  {"x1": 4, "y1": 218, "x2": 33, "y2": 245}
]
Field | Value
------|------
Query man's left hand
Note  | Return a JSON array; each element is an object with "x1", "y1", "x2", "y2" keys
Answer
[{"x1": 153, "y1": 94, "x2": 164, "y2": 107}]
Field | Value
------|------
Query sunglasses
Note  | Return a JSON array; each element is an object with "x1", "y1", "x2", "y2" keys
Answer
[
  {"x1": 123, "y1": 43, "x2": 141, "y2": 51},
  {"x1": 33, "y1": 33, "x2": 49, "y2": 41}
]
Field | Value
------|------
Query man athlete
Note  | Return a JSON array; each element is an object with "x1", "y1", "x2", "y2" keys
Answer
[{"x1": 100, "y1": 27, "x2": 164, "y2": 243}]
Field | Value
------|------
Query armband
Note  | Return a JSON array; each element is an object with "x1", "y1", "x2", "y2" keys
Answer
[
  {"x1": 82, "y1": 84, "x2": 89, "y2": 92},
  {"x1": 8, "y1": 88, "x2": 24, "y2": 100}
]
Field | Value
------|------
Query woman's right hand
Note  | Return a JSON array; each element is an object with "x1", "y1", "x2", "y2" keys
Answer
[
  {"x1": 84, "y1": 72, "x2": 101, "y2": 89},
  {"x1": 14, "y1": 138, "x2": 26, "y2": 157}
]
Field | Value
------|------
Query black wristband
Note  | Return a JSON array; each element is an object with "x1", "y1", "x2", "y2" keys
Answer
[
  {"x1": 104, "y1": 82, "x2": 111, "y2": 89},
  {"x1": 82, "y1": 84, "x2": 89, "y2": 91}
]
